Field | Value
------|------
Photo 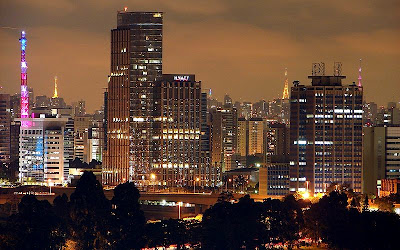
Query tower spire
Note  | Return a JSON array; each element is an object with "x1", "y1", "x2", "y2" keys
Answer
[
  {"x1": 282, "y1": 68, "x2": 289, "y2": 99},
  {"x1": 19, "y1": 31, "x2": 29, "y2": 119},
  {"x1": 358, "y1": 59, "x2": 362, "y2": 87},
  {"x1": 53, "y1": 76, "x2": 58, "y2": 98}
]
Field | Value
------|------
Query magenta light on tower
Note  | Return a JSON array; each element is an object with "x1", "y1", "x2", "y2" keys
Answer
[{"x1": 19, "y1": 31, "x2": 29, "y2": 119}]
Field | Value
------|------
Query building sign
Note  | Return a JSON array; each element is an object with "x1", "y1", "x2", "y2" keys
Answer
[{"x1": 173, "y1": 75, "x2": 190, "y2": 81}]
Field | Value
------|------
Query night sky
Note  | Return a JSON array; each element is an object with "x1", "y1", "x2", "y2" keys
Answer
[{"x1": 1, "y1": 0, "x2": 399, "y2": 112}]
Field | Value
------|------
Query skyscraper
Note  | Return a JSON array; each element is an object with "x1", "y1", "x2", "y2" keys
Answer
[
  {"x1": 211, "y1": 106, "x2": 237, "y2": 172},
  {"x1": 152, "y1": 74, "x2": 205, "y2": 187},
  {"x1": 290, "y1": 64, "x2": 363, "y2": 194},
  {"x1": 0, "y1": 94, "x2": 11, "y2": 165},
  {"x1": 103, "y1": 10, "x2": 163, "y2": 185}
]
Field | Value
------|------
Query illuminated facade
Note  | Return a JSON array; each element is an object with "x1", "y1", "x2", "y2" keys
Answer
[
  {"x1": 152, "y1": 74, "x2": 214, "y2": 187},
  {"x1": 290, "y1": 73, "x2": 363, "y2": 194},
  {"x1": 103, "y1": 11, "x2": 163, "y2": 185},
  {"x1": 248, "y1": 118, "x2": 264, "y2": 156},
  {"x1": 236, "y1": 118, "x2": 248, "y2": 157},
  {"x1": 17, "y1": 117, "x2": 69, "y2": 185},
  {"x1": 282, "y1": 68, "x2": 289, "y2": 99},
  {"x1": 264, "y1": 123, "x2": 290, "y2": 196}
]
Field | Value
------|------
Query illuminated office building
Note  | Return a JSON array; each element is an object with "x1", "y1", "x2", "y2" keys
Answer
[
  {"x1": 260, "y1": 123, "x2": 290, "y2": 196},
  {"x1": 248, "y1": 118, "x2": 264, "y2": 156},
  {"x1": 290, "y1": 66, "x2": 363, "y2": 194},
  {"x1": 151, "y1": 74, "x2": 217, "y2": 187},
  {"x1": 104, "y1": 10, "x2": 164, "y2": 185},
  {"x1": 17, "y1": 116, "x2": 69, "y2": 185},
  {"x1": 236, "y1": 118, "x2": 248, "y2": 157}
]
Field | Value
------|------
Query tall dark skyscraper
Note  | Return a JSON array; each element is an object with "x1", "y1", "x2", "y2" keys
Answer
[
  {"x1": 103, "y1": 11, "x2": 163, "y2": 185},
  {"x1": 0, "y1": 94, "x2": 11, "y2": 164},
  {"x1": 290, "y1": 64, "x2": 363, "y2": 194}
]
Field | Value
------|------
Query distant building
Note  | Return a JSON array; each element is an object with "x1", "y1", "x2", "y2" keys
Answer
[
  {"x1": 248, "y1": 118, "x2": 264, "y2": 156},
  {"x1": 35, "y1": 95, "x2": 50, "y2": 108},
  {"x1": 0, "y1": 94, "x2": 11, "y2": 165},
  {"x1": 259, "y1": 123, "x2": 290, "y2": 196},
  {"x1": 73, "y1": 115, "x2": 93, "y2": 162},
  {"x1": 236, "y1": 118, "x2": 248, "y2": 157},
  {"x1": 362, "y1": 101, "x2": 377, "y2": 126},
  {"x1": 363, "y1": 126, "x2": 400, "y2": 195},
  {"x1": 73, "y1": 100, "x2": 86, "y2": 116},
  {"x1": 379, "y1": 179, "x2": 400, "y2": 197},
  {"x1": 17, "y1": 116, "x2": 70, "y2": 185},
  {"x1": 376, "y1": 103, "x2": 400, "y2": 126},
  {"x1": 290, "y1": 69, "x2": 363, "y2": 194},
  {"x1": 211, "y1": 106, "x2": 237, "y2": 172}
]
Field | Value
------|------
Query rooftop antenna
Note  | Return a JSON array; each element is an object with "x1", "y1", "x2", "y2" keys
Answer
[{"x1": 334, "y1": 62, "x2": 342, "y2": 76}]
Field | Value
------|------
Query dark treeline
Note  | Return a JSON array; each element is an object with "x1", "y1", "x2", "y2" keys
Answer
[{"x1": 1, "y1": 172, "x2": 400, "y2": 249}]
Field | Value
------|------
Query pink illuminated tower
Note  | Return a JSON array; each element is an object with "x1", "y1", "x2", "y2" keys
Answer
[{"x1": 19, "y1": 31, "x2": 29, "y2": 119}]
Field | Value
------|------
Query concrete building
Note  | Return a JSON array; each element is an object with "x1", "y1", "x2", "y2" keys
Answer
[
  {"x1": 363, "y1": 126, "x2": 400, "y2": 195},
  {"x1": 259, "y1": 123, "x2": 290, "y2": 196},
  {"x1": 236, "y1": 118, "x2": 248, "y2": 156},
  {"x1": 17, "y1": 116, "x2": 69, "y2": 185},
  {"x1": 248, "y1": 118, "x2": 264, "y2": 156},
  {"x1": 290, "y1": 70, "x2": 363, "y2": 194}
]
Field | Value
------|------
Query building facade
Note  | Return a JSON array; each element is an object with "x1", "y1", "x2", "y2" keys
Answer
[
  {"x1": 363, "y1": 126, "x2": 400, "y2": 195},
  {"x1": 290, "y1": 73, "x2": 363, "y2": 194},
  {"x1": 17, "y1": 116, "x2": 69, "y2": 185}
]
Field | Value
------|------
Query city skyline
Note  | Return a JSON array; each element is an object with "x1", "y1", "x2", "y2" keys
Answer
[{"x1": 1, "y1": 1, "x2": 399, "y2": 113}]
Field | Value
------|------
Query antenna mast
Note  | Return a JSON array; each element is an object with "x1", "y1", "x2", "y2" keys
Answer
[
  {"x1": 53, "y1": 76, "x2": 58, "y2": 98},
  {"x1": 19, "y1": 31, "x2": 29, "y2": 119},
  {"x1": 282, "y1": 68, "x2": 289, "y2": 99}
]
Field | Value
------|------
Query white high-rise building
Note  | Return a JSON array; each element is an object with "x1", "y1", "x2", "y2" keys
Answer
[{"x1": 17, "y1": 116, "x2": 69, "y2": 185}]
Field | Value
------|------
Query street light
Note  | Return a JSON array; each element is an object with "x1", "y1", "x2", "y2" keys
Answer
[
  {"x1": 178, "y1": 201, "x2": 183, "y2": 219},
  {"x1": 150, "y1": 173, "x2": 156, "y2": 192},
  {"x1": 48, "y1": 180, "x2": 54, "y2": 195},
  {"x1": 194, "y1": 177, "x2": 200, "y2": 193}
]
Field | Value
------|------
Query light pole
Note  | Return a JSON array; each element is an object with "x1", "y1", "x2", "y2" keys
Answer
[
  {"x1": 178, "y1": 201, "x2": 183, "y2": 219},
  {"x1": 48, "y1": 180, "x2": 53, "y2": 195},
  {"x1": 150, "y1": 173, "x2": 156, "y2": 193},
  {"x1": 194, "y1": 177, "x2": 200, "y2": 193}
]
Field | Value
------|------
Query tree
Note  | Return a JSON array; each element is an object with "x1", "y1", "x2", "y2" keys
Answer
[
  {"x1": 304, "y1": 191, "x2": 350, "y2": 248},
  {"x1": 111, "y1": 182, "x2": 146, "y2": 249},
  {"x1": 69, "y1": 171, "x2": 111, "y2": 248},
  {"x1": 0, "y1": 195, "x2": 65, "y2": 249},
  {"x1": 217, "y1": 191, "x2": 234, "y2": 203},
  {"x1": 362, "y1": 194, "x2": 369, "y2": 212}
]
